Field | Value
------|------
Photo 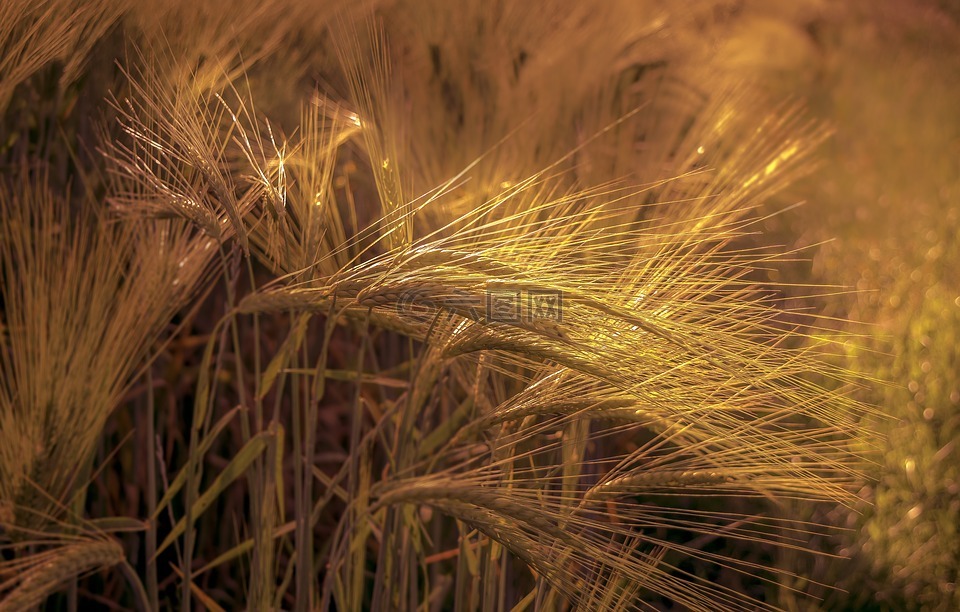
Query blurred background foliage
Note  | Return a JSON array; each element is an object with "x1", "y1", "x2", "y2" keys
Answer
[{"x1": 731, "y1": 2, "x2": 960, "y2": 609}]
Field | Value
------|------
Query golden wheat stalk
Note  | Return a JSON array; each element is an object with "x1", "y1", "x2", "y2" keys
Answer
[
  {"x1": 0, "y1": 174, "x2": 213, "y2": 530},
  {"x1": 80, "y1": 5, "x2": 879, "y2": 609},
  {"x1": 0, "y1": 539, "x2": 124, "y2": 611}
]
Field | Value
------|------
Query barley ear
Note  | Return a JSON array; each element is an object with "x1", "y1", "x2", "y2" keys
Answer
[{"x1": 0, "y1": 540, "x2": 124, "y2": 611}]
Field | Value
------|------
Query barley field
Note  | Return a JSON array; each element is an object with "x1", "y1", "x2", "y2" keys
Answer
[{"x1": 1, "y1": 1, "x2": 958, "y2": 610}]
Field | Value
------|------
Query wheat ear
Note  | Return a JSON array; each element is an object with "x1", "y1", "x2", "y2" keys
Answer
[{"x1": 0, "y1": 540, "x2": 124, "y2": 612}]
